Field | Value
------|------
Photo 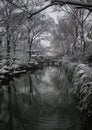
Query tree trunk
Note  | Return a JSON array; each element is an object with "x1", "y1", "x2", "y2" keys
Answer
[{"x1": 6, "y1": 26, "x2": 11, "y2": 66}]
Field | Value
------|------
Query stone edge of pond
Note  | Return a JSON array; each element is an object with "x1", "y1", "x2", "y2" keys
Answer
[{"x1": 61, "y1": 56, "x2": 92, "y2": 117}]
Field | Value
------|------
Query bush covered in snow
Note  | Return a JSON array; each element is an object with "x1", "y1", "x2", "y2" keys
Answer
[
  {"x1": 72, "y1": 64, "x2": 92, "y2": 116},
  {"x1": 62, "y1": 57, "x2": 92, "y2": 117}
]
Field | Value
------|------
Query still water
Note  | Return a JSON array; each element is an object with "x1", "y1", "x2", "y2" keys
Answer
[{"x1": 0, "y1": 67, "x2": 83, "y2": 130}]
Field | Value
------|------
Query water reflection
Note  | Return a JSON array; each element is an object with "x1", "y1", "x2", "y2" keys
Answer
[{"x1": 0, "y1": 67, "x2": 83, "y2": 130}]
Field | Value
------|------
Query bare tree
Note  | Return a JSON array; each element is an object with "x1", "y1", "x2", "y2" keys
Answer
[{"x1": 52, "y1": 3, "x2": 91, "y2": 56}]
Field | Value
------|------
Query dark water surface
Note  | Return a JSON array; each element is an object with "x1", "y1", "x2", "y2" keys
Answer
[{"x1": 0, "y1": 67, "x2": 85, "y2": 130}]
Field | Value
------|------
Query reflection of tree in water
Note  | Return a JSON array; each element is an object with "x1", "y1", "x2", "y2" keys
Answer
[
  {"x1": 0, "y1": 68, "x2": 89, "y2": 130},
  {"x1": 50, "y1": 67, "x2": 71, "y2": 107},
  {"x1": 0, "y1": 68, "x2": 64, "y2": 130},
  {"x1": 0, "y1": 79, "x2": 23, "y2": 130},
  {"x1": 0, "y1": 75, "x2": 39, "y2": 130}
]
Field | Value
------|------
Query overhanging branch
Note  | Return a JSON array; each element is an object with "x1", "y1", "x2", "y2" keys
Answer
[
  {"x1": 28, "y1": 3, "x2": 61, "y2": 18},
  {"x1": 5, "y1": 0, "x2": 92, "y2": 19},
  {"x1": 51, "y1": 0, "x2": 92, "y2": 8},
  {"x1": 28, "y1": 0, "x2": 92, "y2": 18}
]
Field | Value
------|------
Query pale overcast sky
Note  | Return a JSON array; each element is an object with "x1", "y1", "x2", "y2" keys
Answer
[
  {"x1": 44, "y1": 5, "x2": 65, "y2": 24},
  {"x1": 46, "y1": 7, "x2": 58, "y2": 23}
]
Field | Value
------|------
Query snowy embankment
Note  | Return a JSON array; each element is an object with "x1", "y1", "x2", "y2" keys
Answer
[
  {"x1": 0, "y1": 59, "x2": 39, "y2": 83},
  {"x1": 62, "y1": 56, "x2": 92, "y2": 117}
]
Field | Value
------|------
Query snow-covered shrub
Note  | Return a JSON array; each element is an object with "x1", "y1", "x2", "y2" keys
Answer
[
  {"x1": 62, "y1": 57, "x2": 92, "y2": 116},
  {"x1": 73, "y1": 64, "x2": 92, "y2": 116}
]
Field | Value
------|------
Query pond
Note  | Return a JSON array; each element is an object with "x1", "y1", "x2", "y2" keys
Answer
[{"x1": 0, "y1": 66, "x2": 88, "y2": 130}]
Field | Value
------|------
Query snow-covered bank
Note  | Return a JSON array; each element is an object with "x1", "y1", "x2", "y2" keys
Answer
[
  {"x1": 0, "y1": 60, "x2": 39, "y2": 83},
  {"x1": 62, "y1": 57, "x2": 92, "y2": 117},
  {"x1": 0, "y1": 57, "x2": 62, "y2": 83}
]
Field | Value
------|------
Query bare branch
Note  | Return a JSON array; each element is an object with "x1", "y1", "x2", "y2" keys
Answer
[
  {"x1": 5, "y1": 0, "x2": 92, "y2": 19},
  {"x1": 27, "y1": 3, "x2": 58, "y2": 18},
  {"x1": 51, "y1": 0, "x2": 92, "y2": 8}
]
